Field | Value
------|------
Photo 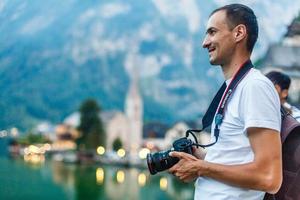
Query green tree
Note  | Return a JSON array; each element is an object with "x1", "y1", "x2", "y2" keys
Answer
[
  {"x1": 17, "y1": 132, "x2": 50, "y2": 145},
  {"x1": 77, "y1": 99, "x2": 105, "y2": 150},
  {"x1": 112, "y1": 137, "x2": 123, "y2": 151}
]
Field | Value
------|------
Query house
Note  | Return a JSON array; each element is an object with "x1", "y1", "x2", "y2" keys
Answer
[{"x1": 261, "y1": 16, "x2": 300, "y2": 104}]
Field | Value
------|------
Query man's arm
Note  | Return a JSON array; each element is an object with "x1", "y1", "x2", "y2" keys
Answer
[{"x1": 168, "y1": 127, "x2": 282, "y2": 194}]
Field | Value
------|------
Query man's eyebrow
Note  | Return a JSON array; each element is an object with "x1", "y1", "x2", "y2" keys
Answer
[{"x1": 206, "y1": 27, "x2": 216, "y2": 34}]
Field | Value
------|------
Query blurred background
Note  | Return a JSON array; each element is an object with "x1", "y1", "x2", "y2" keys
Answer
[{"x1": 0, "y1": 0, "x2": 300, "y2": 199}]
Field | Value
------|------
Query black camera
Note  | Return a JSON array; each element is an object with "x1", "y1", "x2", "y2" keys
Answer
[{"x1": 146, "y1": 137, "x2": 194, "y2": 175}]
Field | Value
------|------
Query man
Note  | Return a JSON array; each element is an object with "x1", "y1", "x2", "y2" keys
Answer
[
  {"x1": 169, "y1": 4, "x2": 282, "y2": 200},
  {"x1": 266, "y1": 71, "x2": 300, "y2": 122}
]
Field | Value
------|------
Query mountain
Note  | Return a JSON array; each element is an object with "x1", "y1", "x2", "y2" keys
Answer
[{"x1": 0, "y1": 0, "x2": 300, "y2": 130}]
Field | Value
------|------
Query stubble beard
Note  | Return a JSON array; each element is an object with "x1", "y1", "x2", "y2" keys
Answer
[{"x1": 209, "y1": 55, "x2": 221, "y2": 66}]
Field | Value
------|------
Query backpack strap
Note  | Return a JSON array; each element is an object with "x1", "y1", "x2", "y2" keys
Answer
[
  {"x1": 264, "y1": 108, "x2": 300, "y2": 200},
  {"x1": 186, "y1": 60, "x2": 253, "y2": 147},
  {"x1": 280, "y1": 107, "x2": 300, "y2": 143},
  {"x1": 202, "y1": 60, "x2": 253, "y2": 130}
]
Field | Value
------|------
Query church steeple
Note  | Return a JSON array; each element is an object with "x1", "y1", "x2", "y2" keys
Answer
[{"x1": 125, "y1": 65, "x2": 143, "y2": 153}]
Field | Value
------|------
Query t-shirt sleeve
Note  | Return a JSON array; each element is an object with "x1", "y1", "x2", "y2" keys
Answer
[{"x1": 240, "y1": 79, "x2": 281, "y2": 132}]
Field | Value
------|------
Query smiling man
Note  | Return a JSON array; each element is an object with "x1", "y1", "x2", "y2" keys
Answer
[{"x1": 169, "y1": 4, "x2": 282, "y2": 200}]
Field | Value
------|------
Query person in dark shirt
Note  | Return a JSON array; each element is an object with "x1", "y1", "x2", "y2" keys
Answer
[{"x1": 266, "y1": 71, "x2": 300, "y2": 122}]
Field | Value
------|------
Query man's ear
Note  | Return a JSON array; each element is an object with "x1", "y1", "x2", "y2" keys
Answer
[
  {"x1": 281, "y1": 89, "x2": 289, "y2": 100},
  {"x1": 234, "y1": 24, "x2": 247, "y2": 43},
  {"x1": 274, "y1": 84, "x2": 282, "y2": 94}
]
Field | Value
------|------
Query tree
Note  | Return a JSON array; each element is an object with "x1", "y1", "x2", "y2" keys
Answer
[
  {"x1": 77, "y1": 99, "x2": 105, "y2": 150},
  {"x1": 112, "y1": 137, "x2": 123, "y2": 151},
  {"x1": 17, "y1": 132, "x2": 50, "y2": 145}
]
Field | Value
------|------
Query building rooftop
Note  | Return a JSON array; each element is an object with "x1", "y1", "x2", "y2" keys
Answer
[
  {"x1": 285, "y1": 18, "x2": 300, "y2": 37},
  {"x1": 261, "y1": 44, "x2": 300, "y2": 79}
]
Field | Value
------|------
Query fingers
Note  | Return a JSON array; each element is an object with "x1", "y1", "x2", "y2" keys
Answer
[
  {"x1": 175, "y1": 173, "x2": 196, "y2": 183},
  {"x1": 169, "y1": 151, "x2": 183, "y2": 159},
  {"x1": 170, "y1": 151, "x2": 198, "y2": 161},
  {"x1": 168, "y1": 164, "x2": 178, "y2": 174},
  {"x1": 168, "y1": 158, "x2": 184, "y2": 174},
  {"x1": 169, "y1": 169, "x2": 197, "y2": 183}
]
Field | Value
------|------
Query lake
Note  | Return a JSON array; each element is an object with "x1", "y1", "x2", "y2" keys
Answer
[{"x1": 0, "y1": 156, "x2": 195, "y2": 200}]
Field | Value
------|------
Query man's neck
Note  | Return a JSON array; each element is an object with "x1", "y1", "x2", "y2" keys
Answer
[{"x1": 221, "y1": 54, "x2": 251, "y2": 80}]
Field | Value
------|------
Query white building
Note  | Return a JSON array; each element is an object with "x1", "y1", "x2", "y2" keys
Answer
[
  {"x1": 63, "y1": 68, "x2": 143, "y2": 153},
  {"x1": 125, "y1": 72, "x2": 143, "y2": 153},
  {"x1": 101, "y1": 111, "x2": 130, "y2": 152}
]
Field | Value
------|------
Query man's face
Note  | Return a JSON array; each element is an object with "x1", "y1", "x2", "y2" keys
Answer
[
  {"x1": 274, "y1": 84, "x2": 288, "y2": 105},
  {"x1": 202, "y1": 10, "x2": 236, "y2": 65}
]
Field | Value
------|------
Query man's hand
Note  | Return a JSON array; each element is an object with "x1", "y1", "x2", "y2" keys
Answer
[
  {"x1": 168, "y1": 151, "x2": 203, "y2": 182},
  {"x1": 168, "y1": 128, "x2": 282, "y2": 193}
]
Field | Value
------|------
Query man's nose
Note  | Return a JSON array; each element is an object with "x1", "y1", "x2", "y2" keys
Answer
[{"x1": 202, "y1": 36, "x2": 210, "y2": 49}]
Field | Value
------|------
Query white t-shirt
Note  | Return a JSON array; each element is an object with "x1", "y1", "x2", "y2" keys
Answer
[{"x1": 195, "y1": 68, "x2": 281, "y2": 200}]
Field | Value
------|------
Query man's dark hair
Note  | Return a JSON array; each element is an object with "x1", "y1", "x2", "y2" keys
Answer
[
  {"x1": 210, "y1": 4, "x2": 258, "y2": 53},
  {"x1": 266, "y1": 71, "x2": 291, "y2": 90}
]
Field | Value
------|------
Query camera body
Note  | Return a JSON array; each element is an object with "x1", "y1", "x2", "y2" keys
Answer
[{"x1": 146, "y1": 137, "x2": 194, "y2": 175}]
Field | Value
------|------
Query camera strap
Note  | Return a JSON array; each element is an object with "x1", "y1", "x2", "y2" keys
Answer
[{"x1": 187, "y1": 60, "x2": 253, "y2": 148}]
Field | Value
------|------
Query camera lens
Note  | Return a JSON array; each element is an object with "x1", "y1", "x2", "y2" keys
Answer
[{"x1": 146, "y1": 150, "x2": 179, "y2": 175}]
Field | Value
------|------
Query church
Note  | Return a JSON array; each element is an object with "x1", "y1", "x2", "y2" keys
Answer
[
  {"x1": 63, "y1": 68, "x2": 143, "y2": 153},
  {"x1": 100, "y1": 69, "x2": 143, "y2": 153}
]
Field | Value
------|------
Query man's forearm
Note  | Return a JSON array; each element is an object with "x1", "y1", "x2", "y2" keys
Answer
[
  {"x1": 169, "y1": 128, "x2": 282, "y2": 192},
  {"x1": 198, "y1": 158, "x2": 282, "y2": 194}
]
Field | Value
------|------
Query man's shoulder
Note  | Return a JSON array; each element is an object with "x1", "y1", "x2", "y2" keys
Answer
[
  {"x1": 240, "y1": 68, "x2": 274, "y2": 90},
  {"x1": 246, "y1": 68, "x2": 270, "y2": 82},
  {"x1": 236, "y1": 68, "x2": 280, "y2": 107}
]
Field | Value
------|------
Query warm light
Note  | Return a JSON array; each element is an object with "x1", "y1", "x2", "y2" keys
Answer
[
  {"x1": 31, "y1": 154, "x2": 42, "y2": 163},
  {"x1": 96, "y1": 168, "x2": 104, "y2": 184},
  {"x1": 116, "y1": 170, "x2": 125, "y2": 183},
  {"x1": 29, "y1": 145, "x2": 41, "y2": 154},
  {"x1": 39, "y1": 148, "x2": 46, "y2": 154},
  {"x1": 97, "y1": 146, "x2": 105, "y2": 155},
  {"x1": 146, "y1": 142, "x2": 154, "y2": 150},
  {"x1": 24, "y1": 154, "x2": 45, "y2": 164},
  {"x1": 160, "y1": 177, "x2": 168, "y2": 191},
  {"x1": 117, "y1": 148, "x2": 126, "y2": 158},
  {"x1": 24, "y1": 155, "x2": 30, "y2": 162},
  {"x1": 44, "y1": 143, "x2": 51, "y2": 151},
  {"x1": 138, "y1": 173, "x2": 147, "y2": 186},
  {"x1": 139, "y1": 148, "x2": 150, "y2": 159}
]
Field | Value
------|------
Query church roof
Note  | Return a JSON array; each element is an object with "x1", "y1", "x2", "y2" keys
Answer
[
  {"x1": 261, "y1": 44, "x2": 300, "y2": 70},
  {"x1": 285, "y1": 18, "x2": 300, "y2": 37},
  {"x1": 260, "y1": 14, "x2": 300, "y2": 78}
]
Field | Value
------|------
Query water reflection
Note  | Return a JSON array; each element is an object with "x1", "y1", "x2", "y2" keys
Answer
[
  {"x1": 116, "y1": 170, "x2": 125, "y2": 183},
  {"x1": 96, "y1": 168, "x2": 104, "y2": 185},
  {"x1": 137, "y1": 173, "x2": 146, "y2": 186},
  {"x1": 0, "y1": 158, "x2": 194, "y2": 200},
  {"x1": 51, "y1": 161, "x2": 194, "y2": 200},
  {"x1": 24, "y1": 154, "x2": 45, "y2": 164},
  {"x1": 160, "y1": 177, "x2": 168, "y2": 191}
]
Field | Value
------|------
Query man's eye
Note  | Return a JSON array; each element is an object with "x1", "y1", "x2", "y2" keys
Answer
[{"x1": 209, "y1": 30, "x2": 216, "y2": 35}]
